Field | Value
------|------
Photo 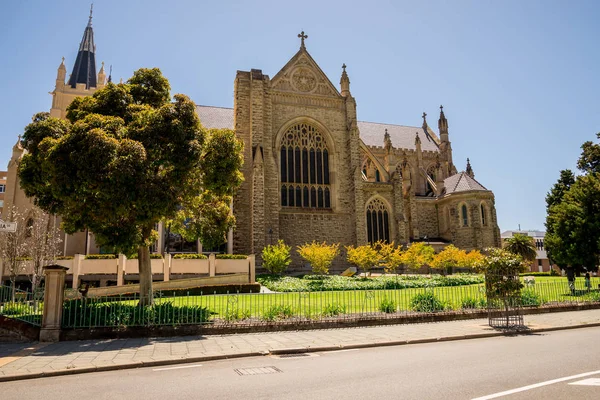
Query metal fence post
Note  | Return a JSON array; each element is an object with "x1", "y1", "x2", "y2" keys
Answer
[{"x1": 40, "y1": 265, "x2": 68, "y2": 342}]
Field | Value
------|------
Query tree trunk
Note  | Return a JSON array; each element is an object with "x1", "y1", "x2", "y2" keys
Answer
[{"x1": 138, "y1": 245, "x2": 153, "y2": 307}]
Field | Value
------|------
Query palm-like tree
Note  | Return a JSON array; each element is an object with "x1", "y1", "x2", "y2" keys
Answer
[{"x1": 504, "y1": 234, "x2": 537, "y2": 262}]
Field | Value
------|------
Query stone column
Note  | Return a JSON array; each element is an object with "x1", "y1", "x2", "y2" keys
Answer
[
  {"x1": 40, "y1": 265, "x2": 68, "y2": 342},
  {"x1": 208, "y1": 253, "x2": 216, "y2": 277},
  {"x1": 71, "y1": 254, "x2": 84, "y2": 289},
  {"x1": 248, "y1": 255, "x2": 256, "y2": 283},
  {"x1": 117, "y1": 254, "x2": 127, "y2": 286},
  {"x1": 163, "y1": 254, "x2": 171, "y2": 282}
]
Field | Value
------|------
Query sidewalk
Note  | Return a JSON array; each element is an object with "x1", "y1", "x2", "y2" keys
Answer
[{"x1": 2, "y1": 309, "x2": 600, "y2": 382}]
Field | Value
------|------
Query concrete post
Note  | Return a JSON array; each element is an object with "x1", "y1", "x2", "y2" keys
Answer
[
  {"x1": 208, "y1": 253, "x2": 216, "y2": 277},
  {"x1": 248, "y1": 255, "x2": 256, "y2": 283},
  {"x1": 40, "y1": 265, "x2": 68, "y2": 342},
  {"x1": 72, "y1": 254, "x2": 84, "y2": 289},
  {"x1": 164, "y1": 254, "x2": 171, "y2": 282},
  {"x1": 117, "y1": 254, "x2": 126, "y2": 286}
]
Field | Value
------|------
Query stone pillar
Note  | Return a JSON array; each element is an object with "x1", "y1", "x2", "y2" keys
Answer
[
  {"x1": 163, "y1": 254, "x2": 171, "y2": 282},
  {"x1": 71, "y1": 254, "x2": 84, "y2": 289},
  {"x1": 117, "y1": 254, "x2": 126, "y2": 286},
  {"x1": 248, "y1": 255, "x2": 256, "y2": 283},
  {"x1": 208, "y1": 253, "x2": 216, "y2": 277},
  {"x1": 40, "y1": 265, "x2": 68, "y2": 342}
]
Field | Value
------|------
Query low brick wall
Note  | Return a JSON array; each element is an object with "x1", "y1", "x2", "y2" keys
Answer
[{"x1": 0, "y1": 315, "x2": 40, "y2": 342}]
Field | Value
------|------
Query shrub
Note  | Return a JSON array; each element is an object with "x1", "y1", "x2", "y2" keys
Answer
[
  {"x1": 62, "y1": 300, "x2": 212, "y2": 327},
  {"x1": 172, "y1": 253, "x2": 208, "y2": 259},
  {"x1": 224, "y1": 308, "x2": 251, "y2": 322},
  {"x1": 409, "y1": 291, "x2": 446, "y2": 312},
  {"x1": 379, "y1": 297, "x2": 397, "y2": 313},
  {"x1": 346, "y1": 244, "x2": 380, "y2": 276},
  {"x1": 461, "y1": 297, "x2": 486, "y2": 309},
  {"x1": 261, "y1": 305, "x2": 294, "y2": 321},
  {"x1": 402, "y1": 242, "x2": 435, "y2": 272},
  {"x1": 216, "y1": 254, "x2": 248, "y2": 259},
  {"x1": 127, "y1": 253, "x2": 163, "y2": 259},
  {"x1": 85, "y1": 254, "x2": 117, "y2": 260},
  {"x1": 56, "y1": 256, "x2": 74, "y2": 260},
  {"x1": 521, "y1": 289, "x2": 542, "y2": 307},
  {"x1": 378, "y1": 242, "x2": 404, "y2": 274},
  {"x1": 322, "y1": 303, "x2": 346, "y2": 317},
  {"x1": 1, "y1": 302, "x2": 30, "y2": 315},
  {"x1": 297, "y1": 241, "x2": 340, "y2": 275},
  {"x1": 262, "y1": 240, "x2": 291, "y2": 275}
]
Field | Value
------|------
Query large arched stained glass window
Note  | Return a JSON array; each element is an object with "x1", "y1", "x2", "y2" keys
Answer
[
  {"x1": 366, "y1": 198, "x2": 390, "y2": 244},
  {"x1": 280, "y1": 123, "x2": 331, "y2": 209}
]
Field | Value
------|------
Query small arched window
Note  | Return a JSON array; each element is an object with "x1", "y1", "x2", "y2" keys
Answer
[
  {"x1": 280, "y1": 123, "x2": 331, "y2": 209},
  {"x1": 25, "y1": 218, "x2": 34, "y2": 238},
  {"x1": 366, "y1": 198, "x2": 390, "y2": 244},
  {"x1": 461, "y1": 204, "x2": 469, "y2": 227},
  {"x1": 375, "y1": 169, "x2": 381, "y2": 182},
  {"x1": 480, "y1": 203, "x2": 487, "y2": 226}
]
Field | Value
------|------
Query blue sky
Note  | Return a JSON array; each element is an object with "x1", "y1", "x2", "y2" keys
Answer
[{"x1": 1, "y1": 0, "x2": 598, "y2": 232}]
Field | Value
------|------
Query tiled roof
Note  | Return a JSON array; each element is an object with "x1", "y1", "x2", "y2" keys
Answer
[
  {"x1": 357, "y1": 121, "x2": 439, "y2": 152},
  {"x1": 443, "y1": 172, "x2": 488, "y2": 194},
  {"x1": 196, "y1": 105, "x2": 234, "y2": 129},
  {"x1": 194, "y1": 105, "x2": 439, "y2": 152}
]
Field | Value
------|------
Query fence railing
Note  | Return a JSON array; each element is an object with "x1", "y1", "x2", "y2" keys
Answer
[
  {"x1": 0, "y1": 285, "x2": 43, "y2": 326},
  {"x1": 60, "y1": 280, "x2": 600, "y2": 329}
]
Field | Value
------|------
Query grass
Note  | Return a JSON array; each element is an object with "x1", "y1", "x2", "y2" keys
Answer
[{"x1": 58, "y1": 276, "x2": 600, "y2": 327}]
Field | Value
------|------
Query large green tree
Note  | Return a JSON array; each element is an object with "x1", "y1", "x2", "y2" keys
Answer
[
  {"x1": 545, "y1": 133, "x2": 600, "y2": 273},
  {"x1": 19, "y1": 68, "x2": 243, "y2": 305}
]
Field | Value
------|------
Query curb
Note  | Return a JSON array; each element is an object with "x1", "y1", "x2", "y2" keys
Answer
[{"x1": 4, "y1": 322, "x2": 600, "y2": 382}]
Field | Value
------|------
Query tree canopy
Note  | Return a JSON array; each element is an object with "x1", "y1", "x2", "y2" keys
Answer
[
  {"x1": 545, "y1": 132, "x2": 600, "y2": 272},
  {"x1": 19, "y1": 68, "x2": 244, "y2": 304},
  {"x1": 503, "y1": 234, "x2": 537, "y2": 262}
]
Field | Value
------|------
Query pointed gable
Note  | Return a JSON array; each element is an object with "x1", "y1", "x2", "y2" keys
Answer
[{"x1": 271, "y1": 47, "x2": 341, "y2": 98}]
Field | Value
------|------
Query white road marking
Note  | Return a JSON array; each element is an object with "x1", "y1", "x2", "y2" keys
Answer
[
  {"x1": 471, "y1": 370, "x2": 600, "y2": 399},
  {"x1": 569, "y1": 378, "x2": 600, "y2": 386},
  {"x1": 153, "y1": 364, "x2": 203, "y2": 371}
]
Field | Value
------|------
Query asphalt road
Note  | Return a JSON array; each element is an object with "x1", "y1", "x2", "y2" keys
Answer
[{"x1": 3, "y1": 327, "x2": 600, "y2": 399}]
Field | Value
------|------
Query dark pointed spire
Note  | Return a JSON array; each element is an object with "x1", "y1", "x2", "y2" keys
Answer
[
  {"x1": 466, "y1": 158, "x2": 474, "y2": 178},
  {"x1": 422, "y1": 111, "x2": 428, "y2": 130},
  {"x1": 68, "y1": 4, "x2": 97, "y2": 89},
  {"x1": 384, "y1": 128, "x2": 392, "y2": 150},
  {"x1": 108, "y1": 65, "x2": 112, "y2": 83}
]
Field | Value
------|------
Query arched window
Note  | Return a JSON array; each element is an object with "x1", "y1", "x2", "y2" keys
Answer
[
  {"x1": 280, "y1": 123, "x2": 331, "y2": 209},
  {"x1": 25, "y1": 218, "x2": 34, "y2": 238},
  {"x1": 480, "y1": 203, "x2": 487, "y2": 226},
  {"x1": 461, "y1": 204, "x2": 469, "y2": 227},
  {"x1": 366, "y1": 198, "x2": 390, "y2": 244},
  {"x1": 426, "y1": 166, "x2": 436, "y2": 195}
]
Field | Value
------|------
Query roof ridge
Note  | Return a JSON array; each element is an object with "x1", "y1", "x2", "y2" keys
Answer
[
  {"x1": 196, "y1": 104, "x2": 233, "y2": 110},
  {"x1": 357, "y1": 120, "x2": 421, "y2": 129}
]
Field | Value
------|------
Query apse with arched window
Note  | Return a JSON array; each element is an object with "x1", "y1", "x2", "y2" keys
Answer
[
  {"x1": 366, "y1": 198, "x2": 390, "y2": 243},
  {"x1": 461, "y1": 204, "x2": 469, "y2": 227},
  {"x1": 280, "y1": 123, "x2": 331, "y2": 209}
]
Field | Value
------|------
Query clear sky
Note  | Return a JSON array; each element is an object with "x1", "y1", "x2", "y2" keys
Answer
[{"x1": 1, "y1": 0, "x2": 598, "y2": 232}]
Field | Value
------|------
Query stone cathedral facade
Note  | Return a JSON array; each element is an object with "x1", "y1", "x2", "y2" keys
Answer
[{"x1": 3, "y1": 18, "x2": 501, "y2": 267}]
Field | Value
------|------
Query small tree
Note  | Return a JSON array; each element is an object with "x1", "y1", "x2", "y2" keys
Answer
[
  {"x1": 346, "y1": 243, "x2": 380, "y2": 277},
  {"x1": 378, "y1": 242, "x2": 404, "y2": 274},
  {"x1": 503, "y1": 234, "x2": 537, "y2": 262},
  {"x1": 480, "y1": 248, "x2": 527, "y2": 327},
  {"x1": 24, "y1": 207, "x2": 62, "y2": 294},
  {"x1": 262, "y1": 240, "x2": 291, "y2": 275},
  {"x1": 0, "y1": 206, "x2": 28, "y2": 301},
  {"x1": 462, "y1": 250, "x2": 485, "y2": 271},
  {"x1": 18, "y1": 69, "x2": 243, "y2": 306},
  {"x1": 430, "y1": 245, "x2": 466, "y2": 275},
  {"x1": 401, "y1": 242, "x2": 435, "y2": 273},
  {"x1": 297, "y1": 241, "x2": 339, "y2": 275}
]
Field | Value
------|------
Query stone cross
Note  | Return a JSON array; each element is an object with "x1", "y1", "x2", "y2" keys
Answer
[
  {"x1": 342, "y1": 63, "x2": 347, "y2": 71},
  {"x1": 298, "y1": 31, "x2": 308, "y2": 48}
]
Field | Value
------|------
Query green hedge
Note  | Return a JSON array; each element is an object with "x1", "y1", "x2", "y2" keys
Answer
[
  {"x1": 56, "y1": 256, "x2": 74, "y2": 260},
  {"x1": 172, "y1": 254, "x2": 208, "y2": 260},
  {"x1": 127, "y1": 254, "x2": 163, "y2": 259},
  {"x1": 85, "y1": 254, "x2": 117, "y2": 260},
  {"x1": 216, "y1": 254, "x2": 247, "y2": 260},
  {"x1": 519, "y1": 272, "x2": 554, "y2": 277},
  {"x1": 257, "y1": 274, "x2": 485, "y2": 292}
]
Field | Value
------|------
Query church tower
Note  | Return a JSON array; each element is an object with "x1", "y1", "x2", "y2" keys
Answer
[{"x1": 50, "y1": 5, "x2": 105, "y2": 119}]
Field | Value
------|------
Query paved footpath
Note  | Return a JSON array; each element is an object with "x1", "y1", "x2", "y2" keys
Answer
[{"x1": 2, "y1": 309, "x2": 600, "y2": 382}]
